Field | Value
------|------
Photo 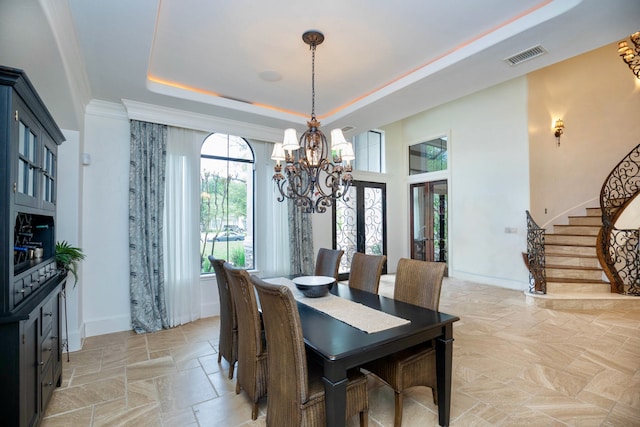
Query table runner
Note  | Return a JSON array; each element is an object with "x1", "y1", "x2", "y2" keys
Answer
[{"x1": 263, "y1": 277, "x2": 410, "y2": 334}]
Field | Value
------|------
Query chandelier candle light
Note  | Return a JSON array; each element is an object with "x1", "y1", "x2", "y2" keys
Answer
[
  {"x1": 271, "y1": 31, "x2": 354, "y2": 213},
  {"x1": 617, "y1": 32, "x2": 640, "y2": 79}
]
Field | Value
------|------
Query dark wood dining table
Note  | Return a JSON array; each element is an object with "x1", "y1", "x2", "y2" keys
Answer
[{"x1": 296, "y1": 282, "x2": 459, "y2": 427}]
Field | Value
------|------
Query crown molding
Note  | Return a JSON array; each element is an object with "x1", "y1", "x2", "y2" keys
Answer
[
  {"x1": 121, "y1": 99, "x2": 282, "y2": 142},
  {"x1": 39, "y1": 0, "x2": 92, "y2": 126},
  {"x1": 85, "y1": 100, "x2": 128, "y2": 120}
]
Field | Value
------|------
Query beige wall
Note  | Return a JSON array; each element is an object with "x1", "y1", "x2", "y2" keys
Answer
[{"x1": 528, "y1": 42, "x2": 640, "y2": 228}]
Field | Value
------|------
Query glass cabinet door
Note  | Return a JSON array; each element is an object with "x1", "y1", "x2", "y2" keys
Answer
[
  {"x1": 42, "y1": 138, "x2": 56, "y2": 207},
  {"x1": 17, "y1": 119, "x2": 38, "y2": 199}
]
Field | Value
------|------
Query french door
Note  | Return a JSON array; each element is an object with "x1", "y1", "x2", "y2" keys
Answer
[
  {"x1": 410, "y1": 180, "x2": 448, "y2": 274},
  {"x1": 333, "y1": 180, "x2": 387, "y2": 280}
]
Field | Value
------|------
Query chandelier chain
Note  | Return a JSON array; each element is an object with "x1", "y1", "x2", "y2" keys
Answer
[{"x1": 311, "y1": 42, "x2": 316, "y2": 119}]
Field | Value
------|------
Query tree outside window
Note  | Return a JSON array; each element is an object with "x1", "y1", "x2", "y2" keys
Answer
[{"x1": 200, "y1": 134, "x2": 254, "y2": 273}]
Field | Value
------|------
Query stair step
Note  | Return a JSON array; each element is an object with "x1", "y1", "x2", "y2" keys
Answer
[
  {"x1": 546, "y1": 266, "x2": 604, "y2": 281},
  {"x1": 568, "y1": 216, "x2": 602, "y2": 226},
  {"x1": 546, "y1": 254, "x2": 600, "y2": 268},
  {"x1": 546, "y1": 280, "x2": 611, "y2": 294},
  {"x1": 545, "y1": 244, "x2": 596, "y2": 257},
  {"x1": 525, "y1": 292, "x2": 640, "y2": 311},
  {"x1": 553, "y1": 225, "x2": 601, "y2": 236},
  {"x1": 585, "y1": 207, "x2": 602, "y2": 217},
  {"x1": 545, "y1": 234, "x2": 597, "y2": 246}
]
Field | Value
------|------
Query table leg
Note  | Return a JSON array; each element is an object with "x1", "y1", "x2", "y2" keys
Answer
[
  {"x1": 322, "y1": 363, "x2": 348, "y2": 427},
  {"x1": 436, "y1": 323, "x2": 454, "y2": 426}
]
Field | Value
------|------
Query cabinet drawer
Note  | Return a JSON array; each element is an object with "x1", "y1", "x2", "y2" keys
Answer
[
  {"x1": 13, "y1": 278, "x2": 25, "y2": 306},
  {"x1": 41, "y1": 297, "x2": 55, "y2": 335},
  {"x1": 41, "y1": 329, "x2": 55, "y2": 371},
  {"x1": 41, "y1": 360, "x2": 55, "y2": 411}
]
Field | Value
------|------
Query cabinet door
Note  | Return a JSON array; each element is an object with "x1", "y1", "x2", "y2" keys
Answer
[
  {"x1": 13, "y1": 95, "x2": 43, "y2": 209},
  {"x1": 21, "y1": 314, "x2": 40, "y2": 427},
  {"x1": 41, "y1": 136, "x2": 57, "y2": 211}
]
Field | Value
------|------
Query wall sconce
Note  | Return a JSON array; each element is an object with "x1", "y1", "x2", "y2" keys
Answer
[{"x1": 553, "y1": 119, "x2": 564, "y2": 146}]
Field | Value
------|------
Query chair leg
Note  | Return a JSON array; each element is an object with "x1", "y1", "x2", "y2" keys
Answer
[
  {"x1": 251, "y1": 401, "x2": 259, "y2": 420},
  {"x1": 228, "y1": 362, "x2": 235, "y2": 380},
  {"x1": 360, "y1": 410, "x2": 369, "y2": 427},
  {"x1": 218, "y1": 352, "x2": 222, "y2": 363},
  {"x1": 432, "y1": 387, "x2": 438, "y2": 405},
  {"x1": 235, "y1": 380, "x2": 241, "y2": 394},
  {"x1": 394, "y1": 391, "x2": 403, "y2": 427}
]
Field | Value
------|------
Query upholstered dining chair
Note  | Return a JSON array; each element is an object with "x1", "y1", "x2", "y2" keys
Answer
[
  {"x1": 314, "y1": 248, "x2": 344, "y2": 280},
  {"x1": 252, "y1": 276, "x2": 369, "y2": 427},
  {"x1": 362, "y1": 258, "x2": 446, "y2": 427},
  {"x1": 208, "y1": 256, "x2": 238, "y2": 380},
  {"x1": 348, "y1": 252, "x2": 386, "y2": 294},
  {"x1": 223, "y1": 262, "x2": 268, "y2": 420}
]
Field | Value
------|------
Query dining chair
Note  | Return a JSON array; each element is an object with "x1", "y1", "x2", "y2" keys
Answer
[
  {"x1": 348, "y1": 252, "x2": 386, "y2": 294},
  {"x1": 314, "y1": 247, "x2": 344, "y2": 280},
  {"x1": 362, "y1": 258, "x2": 446, "y2": 427},
  {"x1": 208, "y1": 256, "x2": 238, "y2": 380},
  {"x1": 223, "y1": 262, "x2": 268, "y2": 420},
  {"x1": 252, "y1": 276, "x2": 369, "y2": 427}
]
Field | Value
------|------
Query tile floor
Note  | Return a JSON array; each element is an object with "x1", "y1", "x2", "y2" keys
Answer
[{"x1": 41, "y1": 277, "x2": 640, "y2": 426}]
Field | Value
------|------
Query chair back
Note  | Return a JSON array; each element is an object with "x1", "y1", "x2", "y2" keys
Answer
[
  {"x1": 224, "y1": 263, "x2": 266, "y2": 394},
  {"x1": 209, "y1": 256, "x2": 237, "y2": 363},
  {"x1": 348, "y1": 252, "x2": 387, "y2": 294},
  {"x1": 394, "y1": 258, "x2": 445, "y2": 310},
  {"x1": 314, "y1": 248, "x2": 344, "y2": 280},
  {"x1": 253, "y1": 277, "x2": 308, "y2": 426}
]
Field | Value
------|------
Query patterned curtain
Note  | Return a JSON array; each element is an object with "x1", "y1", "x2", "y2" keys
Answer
[
  {"x1": 129, "y1": 120, "x2": 169, "y2": 333},
  {"x1": 288, "y1": 200, "x2": 314, "y2": 275}
]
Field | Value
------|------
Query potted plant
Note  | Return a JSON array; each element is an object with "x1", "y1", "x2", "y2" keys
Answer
[{"x1": 55, "y1": 240, "x2": 86, "y2": 286}]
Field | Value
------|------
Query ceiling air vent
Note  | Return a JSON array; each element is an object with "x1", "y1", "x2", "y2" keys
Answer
[
  {"x1": 504, "y1": 45, "x2": 546, "y2": 66},
  {"x1": 341, "y1": 126, "x2": 355, "y2": 133}
]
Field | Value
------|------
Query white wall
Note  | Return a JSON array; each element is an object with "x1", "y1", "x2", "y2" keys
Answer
[
  {"x1": 382, "y1": 77, "x2": 530, "y2": 290},
  {"x1": 57, "y1": 129, "x2": 83, "y2": 350},
  {"x1": 81, "y1": 102, "x2": 132, "y2": 336}
]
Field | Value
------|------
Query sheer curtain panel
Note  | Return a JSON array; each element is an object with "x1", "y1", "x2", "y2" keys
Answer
[
  {"x1": 164, "y1": 126, "x2": 206, "y2": 326},
  {"x1": 129, "y1": 120, "x2": 169, "y2": 333}
]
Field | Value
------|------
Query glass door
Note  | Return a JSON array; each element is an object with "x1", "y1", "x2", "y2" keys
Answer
[
  {"x1": 333, "y1": 180, "x2": 387, "y2": 280},
  {"x1": 410, "y1": 180, "x2": 448, "y2": 273}
]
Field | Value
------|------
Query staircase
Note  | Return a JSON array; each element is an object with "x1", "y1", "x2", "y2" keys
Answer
[
  {"x1": 544, "y1": 208, "x2": 609, "y2": 294},
  {"x1": 526, "y1": 144, "x2": 640, "y2": 309},
  {"x1": 526, "y1": 207, "x2": 639, "y2": 310}
]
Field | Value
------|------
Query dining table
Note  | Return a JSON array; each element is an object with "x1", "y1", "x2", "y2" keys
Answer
[{"x1": 262, "y1": 278, "x2": 460, "y2": 427}]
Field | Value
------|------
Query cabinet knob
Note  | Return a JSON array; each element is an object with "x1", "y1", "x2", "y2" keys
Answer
[
  {"x1": 39, "y1": 361, "x2": 45, "y2": 366},
  {"x1": 44, "y1": 347, "x2": 52, "y2": 352},
  {"x1": 44, "y1": 312, "x2": 53, "y2": 317},
  {"x1": 17, "y1": 289, "x2": 25, "y2": 294}
]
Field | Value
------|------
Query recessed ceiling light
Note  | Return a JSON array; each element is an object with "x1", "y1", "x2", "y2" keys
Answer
[{"x1": 259, "y1": 70, "x2": 282, "y2": 82}]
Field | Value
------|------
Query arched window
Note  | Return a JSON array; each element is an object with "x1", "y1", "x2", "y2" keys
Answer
[{"x1": 200, "y1": 133, "x2": 254, "y2": 273}]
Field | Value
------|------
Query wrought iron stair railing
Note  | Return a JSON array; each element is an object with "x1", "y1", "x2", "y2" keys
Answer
[
  {"x1": 598, "y1": 143, "x2": 640, "y2": 296},
  {"x1": 526, "y1": 210, "x2": 546, "y2": 294}
]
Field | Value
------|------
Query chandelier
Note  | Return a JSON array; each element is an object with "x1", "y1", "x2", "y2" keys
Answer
[
  {"x1": 617, "y1": 32, "x2": 640, "y2": 79},
  {"x1": 271, "y1": 31, "x2": 354, "y2": 214}
]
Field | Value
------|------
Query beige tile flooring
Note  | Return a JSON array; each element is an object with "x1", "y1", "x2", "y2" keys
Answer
[{"x1": 42, "y1": 277, "x2": 640, "y2": 426}]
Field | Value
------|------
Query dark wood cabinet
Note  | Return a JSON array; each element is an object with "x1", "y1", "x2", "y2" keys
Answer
[{"x1": 0, "y1": 65, "x2": 66, "y2": 426}]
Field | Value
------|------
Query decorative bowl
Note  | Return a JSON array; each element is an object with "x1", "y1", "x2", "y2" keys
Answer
[{"x1": 292, "y1": 275, "x2": 335, "y2": 298}]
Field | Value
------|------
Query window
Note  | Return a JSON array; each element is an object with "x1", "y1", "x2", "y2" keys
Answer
[
  {"x1": 409, "y1": 136, "x2": 448, "y2": 175},
  {"x1": 200, "y1": 133, "x2": 254, "y2": 273},
  {"x1": 353, "y1": 130, "x2": 383, "y2": 173}
]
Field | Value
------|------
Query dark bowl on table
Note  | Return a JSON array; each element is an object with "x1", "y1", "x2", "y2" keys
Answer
[{"x1": 293, "y1": 276, "x2": 336, "y2": 298}]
